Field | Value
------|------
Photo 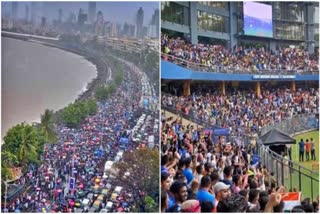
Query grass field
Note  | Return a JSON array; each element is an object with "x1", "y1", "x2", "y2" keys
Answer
[{"x1": 284, "y1": 130, "x2": 319, "y2": 200}]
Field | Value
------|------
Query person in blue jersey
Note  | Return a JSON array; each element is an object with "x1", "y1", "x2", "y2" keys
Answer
[
  {"x1": 167, "y1": 181, "x2": 188, "y2": 212},
  {"x1": 299, "y1": 139, "x2": 305, "y2": 162},
  {"x1": 196, "y1": 176, "x2": 215, "y2": 205},
  {"x1": 182, "y1": 157, "x2": 194, "y2": 185}
]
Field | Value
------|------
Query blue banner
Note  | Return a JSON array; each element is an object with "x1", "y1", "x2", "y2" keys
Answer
[
  {"x1": 143, "y1": 99, "x2": 149, "y2": 107},
  {"x1": 161, "y1": 60, "x2": 318, "y2": 81},
  {"x1": 120, "y1": 137, "x2": 129, "y2": 144},
  {"x1": 69, "y1": 177, "x2": 75, "y2": 190}
]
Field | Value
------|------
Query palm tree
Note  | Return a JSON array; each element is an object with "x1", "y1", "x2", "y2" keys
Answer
[
  {"x1": 1, "y1": 150, "x2": 18, "y2": 167},
  {"x1": 1, "y1": 151, "x2": 19, "y2": 181},
  {"x1": 40, "y1": 109, "x2": 57, "y2": 144},
  {"x1": 19, "y1": 124, "x2": 39, "y2": 166}
]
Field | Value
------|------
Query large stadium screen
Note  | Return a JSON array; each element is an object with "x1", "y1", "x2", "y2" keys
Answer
[{"x1": 243, "y1": 2, "x2": 273, "y2": 38}]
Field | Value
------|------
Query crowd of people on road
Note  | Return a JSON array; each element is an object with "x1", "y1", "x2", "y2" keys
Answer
[
  {"x1": 161, "y1": 34, "x2": 319, "y2": 73},
  {"x1": 2, "y1": 62, "x2": 154, "y2": 213},
  {"x1": 161, "y1": 85, "x2": 319, "y2": 212}
]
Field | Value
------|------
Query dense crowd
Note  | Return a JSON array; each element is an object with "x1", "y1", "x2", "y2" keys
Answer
[
  {"x1": 161, "y1": 34, "x2": 319, "y2": 73},
  {"x1": 3, "y1": 63, "x2": 153, "y2": 213},
  {"x1": 161, "y1": 86, "x2": 319, "y2": 212},
  {"x1": 162, "y1": 87, "x2": 319, "y2": 137}
]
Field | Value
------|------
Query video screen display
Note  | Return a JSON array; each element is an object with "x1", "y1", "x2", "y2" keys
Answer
[{"x1": 243, "y1": 2, "x2": 273, "y2": 38}]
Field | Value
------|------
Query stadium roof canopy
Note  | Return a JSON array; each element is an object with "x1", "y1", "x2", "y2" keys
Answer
[
  {"x1": 260, "y1": 129, "x2": 296, "y2": 146},
  {"x1": 161, "y1": 60, "x2": 319, "y2": 81}
]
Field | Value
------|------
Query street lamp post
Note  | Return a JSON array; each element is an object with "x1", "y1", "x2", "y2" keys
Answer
[{"x1": 4, "y1": 179, "x2": 8, "y2": 212}]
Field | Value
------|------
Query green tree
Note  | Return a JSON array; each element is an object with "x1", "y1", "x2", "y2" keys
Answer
[
  {"x1": 3, "y1": 123, "x2": 41, "y2": 167},
  {"x1": 95, "y1": 85, "x2": 109, "y2": 101},
  {"x1": 111, "y1": 148, "x2": 159, "y2": 199},
  {"x1": 86, "y1": 99, "x2": 98, "y2": 116},
  {"x1": 60, "y1": 103, "x2": 83, "y2": 128},
  {"x1": 144, "y1": 196, "x2": 158, "y2": 212},
  {"x1": 95, "y1": 82, "x2": 117, "y2": 102},
  {"x1": 114, "y1": 63, "x2": 124, "y2": 85},
  {"x1": 60, "y1": 100, "x2": 98, "y2": 128},
  {"x1": 108, "y1": 82, "x2": 117, "y2": 94},
  {"x1": 40, "y1": 109, "x2": 57, "y2": 144},
  {"x1": 1, "y1": 150, "x2": 18, "y2": 167},
  {"x1": 74, "y1": 101, "x2": 89, "y2": 118},
  {"x1": 18, "y1": 124, "x2": 40, "y2": 166}
]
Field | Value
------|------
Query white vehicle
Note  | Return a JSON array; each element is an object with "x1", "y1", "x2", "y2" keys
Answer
[
  {"x1": 117, "y1": 151, "x2": 124, "y2": 157},
  {"x1": 82, "y1": 198, "x2": 90, "y2": 206},
  {"x1": 104, "y1": 161, "x2": 114, "y2": 172},
  {"x1": 114, "y1": 186, "x2": 123, "y2": 193},
  {"x1": 153, "y1": 124, "x2": 158, "y2": 133},
  {"x1": 106, "y1": 201, "x2": 113, "y2": 210},
  {"x1": 148, "y1": 135, "x2": 155, "y2": 149}
]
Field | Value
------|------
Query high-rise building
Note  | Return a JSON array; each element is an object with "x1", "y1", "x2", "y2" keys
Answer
[
  {"x1": 151, "y1": 9, "x2": 159, "y2": 37},
  {"x1": 31, "y1": 2, "x2": 37, "y2": 25},
  {"x1": 88, "y1": 2, "x2": 96, "y2": 24},
  {"x1": 128, "y1": 24, "x2": 136, "y2": 37},
  {"x1": 58, "y1": 8, "x2": 62, "y2": 23},
  {"x1": 95, "y1": 11, "x2": 104, "y2": 36},
  {"x1": 78, "y1": 8, "x2": 87, "y2": 26},
  {"x1": 41, "y1": 16, "x2": 46, "y2": 27},
  {"x1": 111, "y1": 22, "x2": 117, "y2": 37},
  {"x1": 12, "y1": 2, "x2": 18, "y2": 20},
  {"x1": 136, "y1": 7, "x2": 144, "y2": 38},
  {"x1": 123, "y1": 22, "x2": 129, "y2": 37},
  {"x1": 147, "y1": 25, "x2": 157, "y2": 38},
  {"x1": 25, "y1": 5, "x2": 29, "y2": 23},
  {"x1": 67, "y1": 12, "x2": 76, "y2": 24}
]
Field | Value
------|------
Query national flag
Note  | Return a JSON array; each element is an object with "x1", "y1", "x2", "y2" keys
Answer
[{"x1": 281, "y1": 192, "x2": 301, "y2": 211}]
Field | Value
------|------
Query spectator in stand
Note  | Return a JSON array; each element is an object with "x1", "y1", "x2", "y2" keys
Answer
[
  {"x1": 196, "y1": 176, "x2": 215, "y2": 205},
  {"x1": 216, "y1": 193, "x2": 248, "y2": 212},
  {"x1": 200, "y1": 201, "x2": 214, "y2": 212},
  {"x1": 299, "y1": 139, "x2": 305, "y2": 162},
  {"x1": 161, "y1": 191, "x2": 169, "y2": 213},
  {"x1": 213, "y1": 182, "x2": 231, "y2": 211},
  {"x1": 182, "y1": 157, "x2": 194, "y2": 185},
  {"x1": 161, "y1": 85, "x2": 319, "y2": 213},
  {"x1": 167, "y1": 181, "x2": 188, "y2": 212},
  {"x1": 180, "y1": 200, "x2": 201, "y2": 212},
  {"x1": 161, "y1": 172, "x2": 172, "y2": 191},
  {"x1": 161, "y1": 34, "x2": 319, "y2": 73}
]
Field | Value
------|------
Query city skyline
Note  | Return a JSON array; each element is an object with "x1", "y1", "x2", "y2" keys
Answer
[{"x1": 1, "y1": 2, "x2": 159, "y2": 26}]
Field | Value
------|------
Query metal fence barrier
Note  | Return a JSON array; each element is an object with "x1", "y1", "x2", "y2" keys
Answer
[{"x1": 257, "y1": 114, "x2": 319, "y2": 201}]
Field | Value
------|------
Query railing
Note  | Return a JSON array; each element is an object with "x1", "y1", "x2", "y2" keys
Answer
[
  {"x1": 162, "y1": 102, "x2": 319, "y2": 200},
  {"x1": 257, "y1": 114, "x2": 319, "y2": 201},
  {"x1": 261, "y1": 113, "x2": 319, "y2": 136},
  {"x1": 161, "y1": 53, "x2": 319, "y2": 75},
  {"x1": 2, "y1": 180, "x2": 32, "y2": 205}
]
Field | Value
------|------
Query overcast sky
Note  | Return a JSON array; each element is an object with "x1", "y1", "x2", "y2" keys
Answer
[{"x1": 1, "y1": 2, "x2": 159, "y2": 26}]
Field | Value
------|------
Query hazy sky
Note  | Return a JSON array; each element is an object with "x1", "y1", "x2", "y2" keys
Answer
[{"x1": 1, "y1": 2, "x2": 159, "y2": 25}]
